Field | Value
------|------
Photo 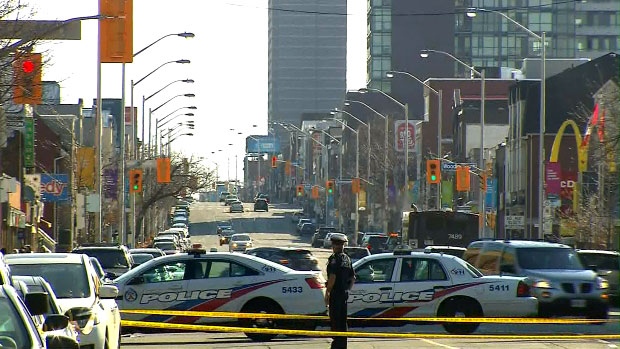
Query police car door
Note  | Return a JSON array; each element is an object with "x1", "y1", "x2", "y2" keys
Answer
[
  {"x1": 119, "y1": 259, "x2": 190, "y2": 320},
  {"x1": 391, "y1": 257, "x2": 452, "y2": 316},
  {"x1": 349, "y1": 257, "x2": 397, "y2": 317},
  {"x1": 186, "y1": 258, "x2": 261, "y2": 324}
]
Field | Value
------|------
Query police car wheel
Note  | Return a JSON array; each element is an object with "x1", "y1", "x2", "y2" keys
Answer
[
  {"x1": 439, "y1": 298, "x2": 482, "y2": 334},
  {"x1": 240, "y1": 299, "x2": 283, "y2": 341}
]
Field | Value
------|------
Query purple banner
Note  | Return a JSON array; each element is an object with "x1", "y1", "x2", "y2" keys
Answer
[
  {"x1": 103, "y1": 168, "x2": 118, "y2": 199},
  {"x1": 545, "y1": 162, "x2": 562, "y2": 196}
]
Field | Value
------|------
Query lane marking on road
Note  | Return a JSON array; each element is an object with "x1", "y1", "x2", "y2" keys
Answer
[{"x1": 420, "y1": 338, "x2": 460, "y2": 349}]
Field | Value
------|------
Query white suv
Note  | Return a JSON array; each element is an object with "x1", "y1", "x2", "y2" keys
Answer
[{"x1": 5, "y1": 253, "x2": 121, "y2": 349}]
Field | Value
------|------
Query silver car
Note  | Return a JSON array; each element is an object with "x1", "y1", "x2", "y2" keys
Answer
[
  {"x1": 229, "y1": 201, "x2": 244, "y2": 213},
  {"x1": 229, "y1": 234, "x2": 253, "y2": 252}
]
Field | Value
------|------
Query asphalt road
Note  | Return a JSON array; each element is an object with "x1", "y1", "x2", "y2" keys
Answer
[{"x1": 121, "y1": 200, "x2": 620, "y2": 348}]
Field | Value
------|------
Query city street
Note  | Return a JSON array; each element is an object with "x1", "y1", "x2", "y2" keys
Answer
[{"x1": 121, "y1": 201, "x2": 620, "y2": 348}]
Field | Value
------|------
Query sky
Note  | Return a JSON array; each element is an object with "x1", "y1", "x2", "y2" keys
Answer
[{"x1": 30, "y1": 0, "x2": 367, "y2": 181}]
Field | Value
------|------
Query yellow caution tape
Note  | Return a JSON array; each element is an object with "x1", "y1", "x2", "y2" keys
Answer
[
  {"x1": 120, "y1": 309, "x2": 615, "y2": 324},
  {"x1": 121, "y1": 319, "x2": 620, "y2": 340}
]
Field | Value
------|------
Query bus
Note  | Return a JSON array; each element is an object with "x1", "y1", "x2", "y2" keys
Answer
[{"x1": 402, "y1": 210, "x2": 479, "y2": 249}]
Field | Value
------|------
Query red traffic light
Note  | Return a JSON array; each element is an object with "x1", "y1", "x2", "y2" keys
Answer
[{"x1": 22, "y1": 60, "x2": 35, "y2": 73}]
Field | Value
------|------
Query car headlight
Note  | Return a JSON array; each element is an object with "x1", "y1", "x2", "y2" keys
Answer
[
  {"x1": 232, "y1": 243, "x2": 238, "y2": 247},
  {"x1": 532, "y1": 279, "x2": 553, "y2": 289},
  {"x1": 596, "y1": 277, "x2": 609, "y2": 290}
]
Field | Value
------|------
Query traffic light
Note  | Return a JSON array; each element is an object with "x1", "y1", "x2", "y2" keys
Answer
[
  {"x1": 311, "y1": 186, "x2": 319, "y2": 199},
  {"x1": 351, "y1": 178, "x2": 360, "y2": 194},
  {"x1": 426, "y1": 159, "x2": 441, "y2": 184},
  {"x1": 326, "y1": 180, "x2": 335, "y2": 194},
  {"x1": 296, "y1": 185, "x2": 304, "y2": 197},
  {"x1": 455, "y1": 166, "x2": 471, "y2": 192},
  {"x1": 271, "y1": 156, "x2": 277, "y2": 168},
  {"x1": 479, "y1": 171, "x2": 487, "y2": 192},
  {"x1": 129, "y1": 169, "x2": 143, "y2": 193},
  {"x1": 13, "y1": 53, "x2": 42, "y2": 105}
]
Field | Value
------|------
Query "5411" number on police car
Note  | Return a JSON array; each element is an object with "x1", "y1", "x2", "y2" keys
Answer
[{"x1": 282, "y1": 286, "x2": 303, "y2": 293}]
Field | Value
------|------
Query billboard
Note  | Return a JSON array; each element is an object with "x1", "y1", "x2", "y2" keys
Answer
[
  {"x1": 40, "y1": 174, "x2": 70, "y2": 202},
  {"x1": 394, "y1": 120, "x2": 415, "y2": 152},
  {"x1": 246, "y1": 136, "x2": 280, "y2": 153}
]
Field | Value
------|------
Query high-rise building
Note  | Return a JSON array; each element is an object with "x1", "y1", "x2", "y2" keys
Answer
[
  {"x1": 268, "y1": 0, "x2": 347, "y2": 125},
  {"x1": 454, "y1": 0, "x2": 620, "y2": 75}
]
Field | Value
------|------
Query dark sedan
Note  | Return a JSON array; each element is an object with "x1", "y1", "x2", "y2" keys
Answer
[{"x1": 246, "y1": 247, "x2": 321, "y2": 271}]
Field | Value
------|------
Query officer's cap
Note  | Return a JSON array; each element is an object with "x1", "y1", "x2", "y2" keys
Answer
[{"x1": 330, "y1": 234, "x2": 348, "y2": 243}]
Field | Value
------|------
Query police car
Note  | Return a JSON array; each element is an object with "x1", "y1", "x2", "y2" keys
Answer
[
  {"x1": 349, "y1": 248, "x2": 538, "y2": 334},
  {"x1": 114, "y1": 248, "x2": 327, "y2": 341}
]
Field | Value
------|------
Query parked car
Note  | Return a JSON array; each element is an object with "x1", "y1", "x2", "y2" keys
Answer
[
  {"x1": 463, "y1": 240, "x2": 610, "y2": 318},
  {"x1": 0, "y1": 284, "x2": 80, "y2": 348},
  {"x1": 12, "y1": 275, "x2": 80, "y2": 343},
  {"x1": 72, "y1": 244, "x2": 134, "y2": 278},
  {"x1": 246, "y1": 247, "x2": 321, "y2": 271},
  {"x1": 229, "y1": 234, "x2": 253, "y2": 252},
  {"x1": 130, "y1": 248, "x2": 166, "y2": 259},
  {"x1": 254, "y1": 198, "x2": 269, "y2": 212},
  {"x1": 577, "y1": 249, "x2": 619, "y2": 305},
  {"x1": 5, "y1": 253, "x2": 122, "y2": 349},
  {"x1": 360, "y1": 234, "x2": 389, "y2": 254},
  {"x1": 343, "y1": 246, "x2": 370, "y2": 264}
]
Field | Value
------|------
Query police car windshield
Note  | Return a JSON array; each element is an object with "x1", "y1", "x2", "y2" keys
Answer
[
  {"x1": 0, "y1": 296, "x2": 31, "y2": 348},
  {"x1": 516, "y1": 248, "x2": 584, "y2": 270},
  {"x1": 9, "y1": 263, "x2": 91, "y2": 299}
]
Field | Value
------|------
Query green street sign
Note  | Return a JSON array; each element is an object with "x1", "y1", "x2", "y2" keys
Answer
[{"x1": 23, "y1": 117, "x2": 34, "y2": 167}]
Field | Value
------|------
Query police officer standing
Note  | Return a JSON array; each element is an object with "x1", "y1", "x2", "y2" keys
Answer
[{"x1": 325, "y1": 234, "x2": 354, "y2": 349}]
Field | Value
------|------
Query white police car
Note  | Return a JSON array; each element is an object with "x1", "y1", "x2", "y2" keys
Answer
[
  {"x1": 114, "y1": 248, "x2": 327, "y2": 341},
  {"x1": 349, "y1": 248, "x2": 538, "y2": 334}
]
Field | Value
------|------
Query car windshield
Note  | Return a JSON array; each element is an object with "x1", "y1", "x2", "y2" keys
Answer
[
  {"x1": 579, "y1": 253, "x2": 620, "y2": 270},
  {"x1": 232, "y1": 235, "x2": 251, "y2": 241},
  {"x1": 345, "y1": 248, "x2": 369, "y2": 259},
  {"x1": 0, "y1": 296, "x2": 31, "y2": 348},
  {"x1": 367, "y1": 236, "x2": 388, "y2": 245},
  {"x1": 153, "y1": 242, "x2": 176, "y2": 251},
  {"x1": 75, "y1": 249, "x2": 130, "y2": 269},
  {"x1": 516, "y1": 248, "x2": 584, "y2": 270},
  {"x1": 9, "y1": 263, "x2": 91, "y2": 299}
]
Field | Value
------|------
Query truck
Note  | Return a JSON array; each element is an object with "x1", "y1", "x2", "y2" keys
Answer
[{"x1": 402, "y1": 210, "x2": 479, "y2": 249}]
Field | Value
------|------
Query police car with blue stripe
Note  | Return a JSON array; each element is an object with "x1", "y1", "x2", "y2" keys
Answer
[
  {"x1": 114, "y1": 247, "x2": 327, "y2": 341},
  {"x1": 348, "y1": 247, "x2": 538, "y2": 334}
]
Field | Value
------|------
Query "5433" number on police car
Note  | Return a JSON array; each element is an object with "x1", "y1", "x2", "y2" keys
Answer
[{"x1": 282, "y1": 286, "x2": 303, "y2": 293}]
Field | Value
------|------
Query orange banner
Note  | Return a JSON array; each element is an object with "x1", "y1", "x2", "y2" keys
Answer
[{"x1": 157, "y1": 158, "x2": 171, "y2": 183}]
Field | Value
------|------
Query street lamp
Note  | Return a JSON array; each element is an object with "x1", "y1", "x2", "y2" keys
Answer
[
  {"x1": 162, "y1": 133, "x2": 194, "y2": 154},
  {"x1": 420, "y1": 49, "x2": 486, "y2": 238},
  {"x1": 344, "y1": 99, "x2": 389, "y2": 233},
  {"x1": 386, "y1": 70, "x2": 443, "y2": 209},
  {"x1": 331, "y1": 108, "x2": 368, "y2": 187},
  {"x1": 359, "y1": 87, "x2": 410, "y2": 206},
  {"x1": 331, "y1": 117, "x2": 360, "y2": 234},
  {"x1": 149, "y1": 94, "x2": 196, "y2": 157},
  {"x1": 131, "y1": 59, "x2": 191, "y2": 159},
  {"x1": 467, "y1": 7, "x2": 546, "y2": 238}
]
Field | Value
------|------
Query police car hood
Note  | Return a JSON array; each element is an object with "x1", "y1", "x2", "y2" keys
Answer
[{"x1": 55, "y1": 295, "x2": 96, "y2": 314}]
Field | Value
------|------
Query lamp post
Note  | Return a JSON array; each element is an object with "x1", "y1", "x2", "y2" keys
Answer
[
  {"x1": 149, "y1": 93, "x2": 195, "y2": 158},
  {"x1": 156, "y1": 112, "x2": 195, "y2": 154},
  {"x1": 331, "y1": 117, "x2": 360, "y2": 234},
  {"x1": 162, "y1": 133, "x2": 194, "y2": 156},
  {"x1": 386, "y1": 70, "x2": 443, "y2": 209},
  {"x1": 131, "y1": 59, "x2": 191, "y2": 159},
  {"x1": 467, "y1": 8, "x2": 546, "y2": 238},
  {"x1": 420, "y1": 49, "x2": 486, "y2": 238},
  {"x1": 344, "y1": 99, "x2": 389, "y2": 233}
]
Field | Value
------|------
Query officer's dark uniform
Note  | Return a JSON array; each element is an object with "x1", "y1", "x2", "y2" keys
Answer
[{"x1": 326, "y1": 241, "x2": 354, "y2": 349}]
